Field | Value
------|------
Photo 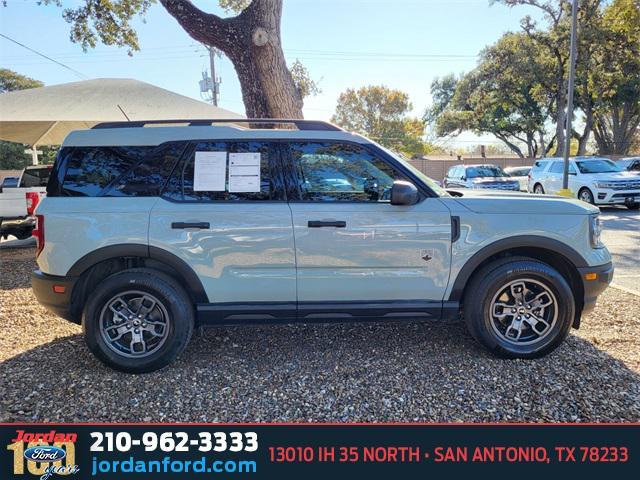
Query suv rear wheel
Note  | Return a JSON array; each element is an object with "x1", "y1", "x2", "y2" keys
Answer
[
  {"x1": 83, "y1": 269, "x2": 194, "y2": 373},
  {"x1": 533, "y1": 184, "x2": 545, "y2": 194},
  {"x1": 463, "y1": 257, "x2": 574, "y2": 359}
]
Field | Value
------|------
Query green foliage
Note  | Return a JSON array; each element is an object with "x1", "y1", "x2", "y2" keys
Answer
[
  {"x1": 423, "y1": 74, "x2": 459, "y2": 125},
  {"x1": 0, "y1": 68, "x2": 43, "y2": 93},
  {"x1": 38, "y1": 0, "x2": 154, "y2": 54},
  {"x1": 289, "y1": 59, "x2": 321, "y2": 100},
  {"x1": 331, "y1": 85, "x2": 429, "y2": 157},
  {"x1": 218, "y1": 0, "x2": 252, "y2": 13},
  {"x1": 430, "y1": 32, "x2": 550, "y2": 157}
]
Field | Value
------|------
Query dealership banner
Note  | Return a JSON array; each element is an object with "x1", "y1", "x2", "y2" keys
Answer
[{"x1": 1, "y1": 423, "x2": 637, "y2": 479}]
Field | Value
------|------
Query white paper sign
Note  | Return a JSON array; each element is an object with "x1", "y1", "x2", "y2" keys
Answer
[
  {"x1": 228, "y1": 152, "x2": 261, "y2": 193},
  {"x1": 194, "y1": 151, "x2": 226, "y2": 191}
]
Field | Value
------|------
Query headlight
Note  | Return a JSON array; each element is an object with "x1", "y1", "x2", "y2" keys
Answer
[
  {"x1": 595, "y1": 181, "x2": 616, "y2": 189},
  {"x1": 589, "y1": 214, "x2": 604, "y2": 248}
]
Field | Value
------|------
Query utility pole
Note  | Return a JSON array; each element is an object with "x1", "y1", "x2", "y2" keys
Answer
[
  {"x1": 560, "y1": 0, "x2": 579, "y2": 195},
  {"x1": 199, "y1": 46, "x2": 221, "y2": 106}
]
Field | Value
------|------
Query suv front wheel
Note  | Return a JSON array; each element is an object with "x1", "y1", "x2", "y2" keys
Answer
[
  {"x1": 463, "y1": 258, "x2": 574, "y2": 359},
  {"x1": 83, "y1": 269, "x2": 194, "y2": 373}
]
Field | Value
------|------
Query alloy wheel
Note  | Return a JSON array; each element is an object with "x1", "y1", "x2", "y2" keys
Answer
[
  {"x1": 489, "y1": 278, "x2": 558, "y2": 345},
  {"x1": 99, "y1": 290, "x2": 170, "y2": 358}
]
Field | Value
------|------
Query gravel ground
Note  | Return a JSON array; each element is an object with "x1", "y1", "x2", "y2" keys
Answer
[{"x1": 1, "y1": 247, "x2": 639, "y2": 423}]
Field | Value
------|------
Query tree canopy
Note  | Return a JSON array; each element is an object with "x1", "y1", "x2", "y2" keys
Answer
[
  {"x1": 428, "y1": 0, "x2": 639, "y2": 156},
  {"x1": 332, "y1": 85, "x2": 436, "y2": 158}
]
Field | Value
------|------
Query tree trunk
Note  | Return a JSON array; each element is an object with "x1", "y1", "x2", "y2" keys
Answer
[{"x1": 161, "y1": 0, "x2": 303, "y2": 119}]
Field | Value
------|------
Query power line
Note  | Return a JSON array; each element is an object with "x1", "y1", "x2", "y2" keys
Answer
[{"x1": 0, "y1": 33, "x2": 87, "y2": 79}]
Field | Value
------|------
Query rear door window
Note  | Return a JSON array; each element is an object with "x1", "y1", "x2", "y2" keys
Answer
[{"x1": 162, "y1": 141, "x2": 284, "y2": 202}]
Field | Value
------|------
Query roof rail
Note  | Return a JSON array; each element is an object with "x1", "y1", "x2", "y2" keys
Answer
[{"x1": 91, "y1": 118, "x2": 343, "y2": 131}]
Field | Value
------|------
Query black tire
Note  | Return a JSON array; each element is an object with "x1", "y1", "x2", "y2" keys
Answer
[
  {"x1": 83, "y1": 269, "x2": 194, "y2": 373},
  {"x1": 578, "y1": 187, "x2": 595, "y2": 204},
  {"x1": 463, "y1": 257, "x2": 575, "y2": 359},
  {"x1": 533, "y1": 183, "x2": 545, "y2": 194},
  {"x1": 627, "y1": 203, "x2": 640, "y2": 210}
]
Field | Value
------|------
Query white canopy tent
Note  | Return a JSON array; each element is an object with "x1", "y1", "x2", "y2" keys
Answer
[{"x1": 0, "y1": 78, "x2": 243, "y2": 164}]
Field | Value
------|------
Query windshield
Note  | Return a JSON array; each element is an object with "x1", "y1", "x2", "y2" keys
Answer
[
  {"x1": 576, "y1": 159, "x2": 621, "y2": 174},
  {"x1": 467, "y1": 166, "x2": 508, "y2": 178},
  {"x1": 376, "y1": 144, "x2": 449, "y2": 197}
]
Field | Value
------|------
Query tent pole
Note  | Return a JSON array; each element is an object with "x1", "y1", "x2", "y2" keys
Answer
[{"x1": 31, "y1": 146, "x2": 39, "y2": 165}]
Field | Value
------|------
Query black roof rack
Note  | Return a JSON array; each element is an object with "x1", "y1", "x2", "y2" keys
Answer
[{"x1": 92, "y1": 118, "x2": 343, "y2": 131}]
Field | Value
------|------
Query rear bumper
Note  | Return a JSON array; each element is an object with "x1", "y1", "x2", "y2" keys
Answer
[
  {"x1": 32, "y1": 269, "x2": 79, "y2": 323},
  {"x1": 0, "y1": 215, "x2": 34, "y2": 229},
  {"x1": 578, "y1": 262, "x2": 614, "y2": 316}
]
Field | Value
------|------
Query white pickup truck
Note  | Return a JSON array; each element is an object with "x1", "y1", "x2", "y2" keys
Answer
[{"x1": 0, "y1": 165, "x2": 52, "y2": 239}]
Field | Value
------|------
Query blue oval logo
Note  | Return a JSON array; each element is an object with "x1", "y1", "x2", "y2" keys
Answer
[{"x1": 23, "y1": 446, "x2": 66, "y2": 463}]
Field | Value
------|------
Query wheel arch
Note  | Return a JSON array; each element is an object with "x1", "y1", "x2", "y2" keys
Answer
[
  {"x1": 449, "y1": 236, "x2": 587, "y2": 328},
  {"x1": 67, "y1": 244, "x2": 208, "y2": 322}
]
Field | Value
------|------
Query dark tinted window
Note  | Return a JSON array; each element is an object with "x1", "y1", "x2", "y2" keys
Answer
[
  {"x1": 60, "y1": 147, "x2": 152, "y2": 196},
  {"x1": 466, "y1": 166, "x2": 508, "y2": 178},
  {"x1": 163, "y1": 141, "x2": 279, "y2": 201},
  {"x1": 19, "y1": 167, "x2": 52, "y2": 187},
  {"x1": 105, "y1": 143, "x2": 185, "y2": 197},
  {"x1": 288, "y1": 142, "x2": 403, "y2": 202}
]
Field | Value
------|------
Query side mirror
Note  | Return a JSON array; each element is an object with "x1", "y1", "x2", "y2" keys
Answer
[
  {"x1": 390, "y1": 180, "x2": 419, "y2": 206},
  {"x1": 461, "y1": 176, "x2": 467, "y2": 181}
]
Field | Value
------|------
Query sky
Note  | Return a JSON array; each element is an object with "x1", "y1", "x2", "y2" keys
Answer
[{"x1": 0, "y1": 0, "x2": 541, "y2": 149}]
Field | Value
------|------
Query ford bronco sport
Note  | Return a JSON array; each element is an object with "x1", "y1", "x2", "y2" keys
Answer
[{"x1": 32, "y1": 119, "x2": 613, "y2": 372}]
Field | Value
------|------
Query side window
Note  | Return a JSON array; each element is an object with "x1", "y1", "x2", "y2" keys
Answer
[
  {"x1": 549, "y1": 161, "x2": 564, "y2": 174},
  {"x1": 288, "y1": 142, "x2": 403, "y2": 202},
  {"x1": 163, "y1": 141, "x2": 279, "y2": 201},
  {"x1": 446, "y1": 167, "x2": 457, "y2": 178},
  {"x1": 105, "y1": 143, "x2": 185, "y2": 197},
  {"x1": 60, "y1": 147, "x2": 152, "y2": 196},
  {"x1": 19, "y1": 167, "x2": 51, "y2": 187}
]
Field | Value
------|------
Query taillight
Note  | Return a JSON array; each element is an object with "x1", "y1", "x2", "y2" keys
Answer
[
  {"x1": 26, "y1": 191, "x2": 40, "y2": 215},
  {"x1": 33, "y1": 214, "x2": 45, "y2": 257}
]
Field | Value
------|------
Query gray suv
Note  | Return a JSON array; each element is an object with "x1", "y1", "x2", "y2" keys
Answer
[{"x1": 32, "y1": 120, "x2": 613, "y2": 372}]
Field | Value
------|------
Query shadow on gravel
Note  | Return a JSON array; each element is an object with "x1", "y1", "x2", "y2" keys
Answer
[{"x1": 1, "y1": 321, "x2": 639, "y2": 423}]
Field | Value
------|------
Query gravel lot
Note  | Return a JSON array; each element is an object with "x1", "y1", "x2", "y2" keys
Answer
[{"x1": 1, "y1": 247, "x2": 639, "y2": 423}]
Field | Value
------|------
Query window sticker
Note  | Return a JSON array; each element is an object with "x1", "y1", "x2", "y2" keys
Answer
[
  {"x1": 228, "y1": 152, "x2": 261, "y2": 193},
  {"x1": 193, "y1": 151, "x2": 227, "y2": 191}
]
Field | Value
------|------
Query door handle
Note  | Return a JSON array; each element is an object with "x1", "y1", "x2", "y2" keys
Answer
[
  {"x1": 308, "y1": 220, "x2": 346, "y2": 228},
  {"x1": 171, "y1": 222, "x2": 210, "y2": 229}
]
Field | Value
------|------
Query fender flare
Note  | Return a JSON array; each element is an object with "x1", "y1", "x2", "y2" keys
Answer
[
  {"x1": 448, "y1": 235, "x2": 588, "y2": 301},
  {"x1": 67, "y1": 243, "x2": 208, "y2": 303}
]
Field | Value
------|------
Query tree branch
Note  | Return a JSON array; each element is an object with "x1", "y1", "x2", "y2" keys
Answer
[{"x1": 160, "y1": 0, "x2": 235, "y2": 52}]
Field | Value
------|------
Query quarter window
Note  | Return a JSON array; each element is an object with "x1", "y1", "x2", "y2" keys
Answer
[
  {"x1": 288, "y1": 142, "x2": 403, "y2": 202},
  {"x1": 60, "y1": 147, "x2": 152, "y2": 196}
]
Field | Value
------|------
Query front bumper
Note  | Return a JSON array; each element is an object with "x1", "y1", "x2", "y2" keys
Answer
[
  {"x1": 32, "y1": 269, "x2": 79, "y2": 323},
  {"x1": 594, "y1": 188, "x2": 640, "y2": 205},
  {"x1": 578, "y1": 262, "x2": 614, "y2": 316}
]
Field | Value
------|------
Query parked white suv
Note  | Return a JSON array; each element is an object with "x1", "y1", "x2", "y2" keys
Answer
[{"x1": 528, "y1": 157, "x2": 640, "y2": 209}]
